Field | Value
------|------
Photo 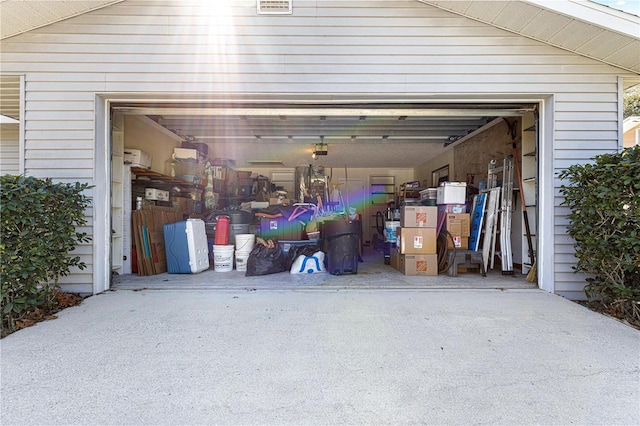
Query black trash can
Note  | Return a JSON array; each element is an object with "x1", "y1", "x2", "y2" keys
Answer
[{"x1": 321, "y1": 220, "x2": 360, "y2": 275}]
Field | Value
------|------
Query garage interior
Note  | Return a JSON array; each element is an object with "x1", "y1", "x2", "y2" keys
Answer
[{"x1": 110, "y1": 100, "x2": 539, "y2": 289}]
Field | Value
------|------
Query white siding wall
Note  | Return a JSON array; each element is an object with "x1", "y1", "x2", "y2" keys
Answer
[{"x1": 0, "y1": 0, "x2": 632, "y2": 296}]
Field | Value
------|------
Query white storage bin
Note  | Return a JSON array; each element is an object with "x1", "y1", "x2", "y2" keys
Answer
[
  {"x1": 124, "y1": 148, "x2": 152, "y2": 169},
  {"x1": 437, "y1": 182, "x2": 467, "y2": 205},
  {"x1": 156, "y1": 190, "x2": 170, "y2": 201},
  {"x1": 173, "y1": 148, "x2": 199, "y2": 160},
  {"x1": 145, "y1": 188, "x2": 159, "y2": 200}
]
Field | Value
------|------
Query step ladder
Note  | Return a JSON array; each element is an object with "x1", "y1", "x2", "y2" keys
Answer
[{"x1": 484, "y1": 157, "x2": 514, "y2": 274}]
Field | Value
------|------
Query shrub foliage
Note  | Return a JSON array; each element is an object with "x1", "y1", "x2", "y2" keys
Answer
[
  {"x1": 559, "y1": 146, "x2": 640, "y2": 325},
  {"x1": 1, "y1": 175, "x2": 92, "y2": 334}
]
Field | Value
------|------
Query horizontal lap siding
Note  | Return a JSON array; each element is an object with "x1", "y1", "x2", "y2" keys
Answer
[
  {"x1": 554, "y1": 90, "x2": 620, "y2": 295},
  {"x1": 0, "y1": 0, "x2": 631, "y2": 295}
]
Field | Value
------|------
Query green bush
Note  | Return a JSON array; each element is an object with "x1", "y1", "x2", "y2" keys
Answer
[
  {"x1": 559, "y1": 146, "x2": 640, "y2": 324},
  {"x1": 1, "y1": 175, "x2": 92, "y2": 334}
]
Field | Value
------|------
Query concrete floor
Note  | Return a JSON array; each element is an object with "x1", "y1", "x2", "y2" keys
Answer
[
  {"x1": 2, "y1": 287, "x2": 638, "y2": 425},
  {"x1": 113, "y1": 248, "x2": 537, "y2": 292}
]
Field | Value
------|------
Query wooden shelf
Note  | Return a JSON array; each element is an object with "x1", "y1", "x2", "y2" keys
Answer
[{"x1": 131, "y1": 167, "x2": 203, "y2": 189}]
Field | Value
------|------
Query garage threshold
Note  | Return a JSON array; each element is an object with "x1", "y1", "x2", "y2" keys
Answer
[{"x1": 112, "y1": 251, "x2": 537, "y2": 292}]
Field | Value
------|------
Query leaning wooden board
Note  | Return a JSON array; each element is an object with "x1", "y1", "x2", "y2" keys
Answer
[{"x1": 132, "y1": 207, "x2": 180, "y2": 275}]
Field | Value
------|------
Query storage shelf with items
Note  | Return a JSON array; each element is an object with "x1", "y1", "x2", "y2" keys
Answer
[
  {"x1": 369, "y1": 175, "x2": 396, "y2": 245},
  {"x1": 397, "y1": 181, "x2": 423, "y2": 206},
  {"x1": 131, "y1": 167, "x2": 204, "y2": 189},
  {"x1": 520, "y1": 110, "x2": 537, "y2": 275},
  {"x1": 131, "y1": 167, "x2": 204, "y2": 217},
  {"x1": 111, "y1": 112, "x2": 128, "y2": 275}
]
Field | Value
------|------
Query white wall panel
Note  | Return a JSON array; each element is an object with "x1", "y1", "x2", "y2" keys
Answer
[{"x1": 0, "y1": 0, "x2": 632, "y2": 296}]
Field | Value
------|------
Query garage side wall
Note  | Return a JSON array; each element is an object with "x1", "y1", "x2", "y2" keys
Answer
[
  {"x1": 0, "y1": 0, "x2": 630, "y2": 297},
  {"x1": 0, "y1": 125, "x2": 20, "y2": 175}
]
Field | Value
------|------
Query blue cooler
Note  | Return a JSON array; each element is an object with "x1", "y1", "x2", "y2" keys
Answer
[{"x1": 164, "y1": 219, "x2": 209, "y2": 273}]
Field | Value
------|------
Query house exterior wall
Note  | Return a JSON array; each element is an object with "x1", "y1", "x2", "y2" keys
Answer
[{"x1": 0, "y1": 0, "x2": 634, "y2": 297}]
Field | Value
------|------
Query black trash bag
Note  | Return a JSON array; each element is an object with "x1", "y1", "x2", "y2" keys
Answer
[
  {"x1": 245, "y1": 240, "x2": 286, "y2": 276},
  {"x1": 286, "y1": 244, "x2": 321, "y2": 271}
]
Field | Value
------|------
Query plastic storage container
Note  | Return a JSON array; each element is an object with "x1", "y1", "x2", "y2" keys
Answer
[
  {"x1": 420, "y1": 188, "x2": 438, "y2": 206},
  {"x1": 164, "y1": 219, "x2": 209, "y2": 274}
]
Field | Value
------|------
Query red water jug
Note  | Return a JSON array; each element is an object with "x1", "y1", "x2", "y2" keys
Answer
[{"x1": 214, "y1": 215, "x2": 230, "y2": 245}]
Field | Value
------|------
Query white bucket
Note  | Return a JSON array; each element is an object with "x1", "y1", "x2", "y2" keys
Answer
[
  {"x1": 235, "y1": 233, "x2": 256, "y2": 253},
  {"x1": 213, "y1": 244, "x2": 235, "y2": 272},
  {"x1": 235, "y1": 250, "x2": 251, "y2": 272}
]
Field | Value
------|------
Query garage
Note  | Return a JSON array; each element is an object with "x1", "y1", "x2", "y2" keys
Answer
[
  {"x1": 105, "y1": 98, "x2": 540, "y2": 289},
  {"x1": 2, "y1": 0, "x2": 638, "y2": 298}
]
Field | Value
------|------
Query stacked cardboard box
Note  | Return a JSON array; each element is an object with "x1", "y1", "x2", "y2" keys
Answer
[
  {"x1": 444, "y1": 213, "x2": 471, "y2": 250},
  {"x1": 394, "y1": 206, "x2": 439, "y2": 276}
]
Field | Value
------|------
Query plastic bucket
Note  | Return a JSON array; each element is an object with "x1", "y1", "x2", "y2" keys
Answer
[
  {"x1": 235, "y1": 250, "x2": 250, "y2": 272},
  {"x1": 234, "y1": 233, "x2": 256, "y2": 253},
  {"x1": 213, "y1": 244, "x2": 234, "y2": 272}
]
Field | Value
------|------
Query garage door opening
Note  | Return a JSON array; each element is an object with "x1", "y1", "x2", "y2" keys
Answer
[{"x1": 106, "y1": 100, "x2": 539, "y2": 290}]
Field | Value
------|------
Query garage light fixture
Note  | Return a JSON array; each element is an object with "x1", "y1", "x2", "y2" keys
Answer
[
  {"x1": 314, "y1": 143, "x2": 328, "y2": 155},
  {"x1": 312, "y1": 137, "x2": 328, "y2": 160},
  {"x1": 246, "y1": 160, "x2": 285, "y2": 166}
]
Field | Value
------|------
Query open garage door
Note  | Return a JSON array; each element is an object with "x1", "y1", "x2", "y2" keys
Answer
[{"x1": 105, "y1": 99, "x2": 539, "y2": 290}]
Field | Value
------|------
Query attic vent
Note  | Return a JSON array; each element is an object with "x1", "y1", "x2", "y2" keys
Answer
[{"x1": 257, "y1": 0, "x2": 292, "y2": 14}]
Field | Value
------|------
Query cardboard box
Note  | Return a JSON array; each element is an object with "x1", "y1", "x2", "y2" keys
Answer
[
  {"x1": 400, "y1": 206, "x2": 438, "y2": 228},
  {"x1": 174, "y1": 159, "x2": 202, "y2": 177},
  {"x1": 145, "y1": 188, "x2": 169, "y2": 201},
  {"x1": 124, "y1": 148, "x2": 152, "y2": 169},
  {"x1": 238, "y1": 177, "x2": 254, "y2": 186},
  {"x1": 437, "y1": 182, "x2": 467, "y2": 205},
  {"x1": 398, "y1": 227, "x2": 437, "y2": 254},
  {"x1": 390, "y1": 247, "x2": 400, "y2": 270},
  {"x1": 445, "y1": 213, "x2": 470, "y2": 237},
  {"x1": 173, "y1": 147, "x2": 199, "y2": 160},
  {"x1": 447, "y1": 236, "x2": 469, "y2": 250},
  {"x1": 399, "y1": 254, "x2": 438, "y2": 276}
]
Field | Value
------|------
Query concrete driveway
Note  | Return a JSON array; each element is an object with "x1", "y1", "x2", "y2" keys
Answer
[{"x1": 1, "y1": 287, "x2": 638, "y2": 425}]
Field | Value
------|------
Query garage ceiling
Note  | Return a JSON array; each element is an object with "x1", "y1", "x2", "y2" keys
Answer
[{"x1": 115, "y1": 102, "x2": 533, "y2": 168}]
